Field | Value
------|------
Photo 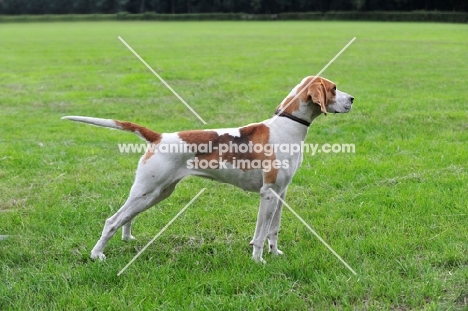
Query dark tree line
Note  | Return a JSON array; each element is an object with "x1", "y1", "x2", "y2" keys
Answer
[{"x1": 1, "y1": 0, "x2": 466, "y2": 15}]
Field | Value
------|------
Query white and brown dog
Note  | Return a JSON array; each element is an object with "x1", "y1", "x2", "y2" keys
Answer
[{"x1": 63, "y1": 76, "x2": 354, "y2": 263}]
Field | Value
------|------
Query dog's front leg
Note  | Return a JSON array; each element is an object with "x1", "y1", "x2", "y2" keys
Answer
[
  {"x1": 268, "y1": 187, "x2": 286, "y2": 256},
  {"x1": 250, "y1": 185, "x2": 280, "y2": 264}
]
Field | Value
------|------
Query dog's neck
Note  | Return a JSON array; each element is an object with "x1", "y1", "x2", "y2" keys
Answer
[
  {"x1": 266, "y1": 102, "x2": 323, "y2": 144},
  {"x1": 274, "y1": 100, "x2": 323, "y2": 127},
  {"x1": 292, "y1": 100, "x2": 323, "y2": 124}
]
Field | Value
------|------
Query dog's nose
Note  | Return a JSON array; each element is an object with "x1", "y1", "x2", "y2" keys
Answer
[{"x1": 350, "y1": 96, "x2": 354, "y2": 104}]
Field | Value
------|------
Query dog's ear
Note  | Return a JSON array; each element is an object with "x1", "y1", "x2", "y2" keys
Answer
[{"x1": 307, "y1": 83, "x2": 327, "y2": 115}]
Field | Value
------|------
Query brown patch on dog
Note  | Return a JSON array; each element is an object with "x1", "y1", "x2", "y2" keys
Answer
[
  {"x1": 142, "y1": 148, "x2": 154, "y2": 164},
  {"x1": 178, "y1": 124, "x2": 278, "y2": 183},
  {"x1": 264, "y1": 168, "x2": 279, "y2": 184},
  {"x1": 115, "y1": 120, "x2": 162, "y2": 143},
  {"x1": 177, "y1": 130, "x2": 218, "y2": 145}
]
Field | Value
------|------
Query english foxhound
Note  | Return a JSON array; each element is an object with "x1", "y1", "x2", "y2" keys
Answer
[{"x1": 63, "y1": 76, "x2": 354, "y2": 263}]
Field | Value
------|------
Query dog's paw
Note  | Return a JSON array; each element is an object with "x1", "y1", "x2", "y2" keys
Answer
[
  {"x1": 122, "y1": 235, "x2": 136, "y2": 242},
  {"x1": 253, "y1": 256, "x2": 267, "y2": 264},
  {"x1": 90, "y1": 251, "x2": 106, "y2": 261},
  {"x1": 268, "y1": 242, "x2": 284, "y2": 256},
  {"x1": 252, "y1": 253, "x2": 267, "y2": 264},
  {"x1": 251, "y1": 242, "x2": 266, "y2": 263},
  {"x1": 270, "y1": 248, "x2": 284, "y2": 256}
]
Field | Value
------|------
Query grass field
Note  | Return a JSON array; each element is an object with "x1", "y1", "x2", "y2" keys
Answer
[{"x1": 1, "y1": 21, "x2": 467, "y2": 310}]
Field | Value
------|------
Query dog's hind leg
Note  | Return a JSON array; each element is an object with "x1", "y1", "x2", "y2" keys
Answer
[
  {"x1": 121, "y1": 220, "x2": 136, "y2": 241},
  {"x1": 90, "y1": 181, "x2": 178, "y2": 261},
  {"x1": 121, "y1": 182, "x2": 178, "y2": 241}
]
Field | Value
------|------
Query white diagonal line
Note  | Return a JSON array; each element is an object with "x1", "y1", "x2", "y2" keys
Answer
[
  {"x1": 118, "y1": 36, "x2": 207, "y2": 125},
  {"x1": 270, "y1": 189, "x2": 357, "y2": 276},
  {"x1": 117, "y1": 188, "x2": 206, "y2": 276},
  {"x1": 268, "y1": 37, "x2": 356, "y2": 125}
]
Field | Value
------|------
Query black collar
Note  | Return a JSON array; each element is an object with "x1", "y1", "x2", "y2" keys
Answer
[{"x1": 274, "y1": 109, "x2": 311, "y2": 127}]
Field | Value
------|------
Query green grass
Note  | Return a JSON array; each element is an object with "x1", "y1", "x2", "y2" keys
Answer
[{"x1": 1, "y1": 21, "x2": 467, "y2": 310}]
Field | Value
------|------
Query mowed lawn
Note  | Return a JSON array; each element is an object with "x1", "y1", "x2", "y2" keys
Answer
[{"x1": 0, "y1": 21, "x2": 467, "y2": 310}]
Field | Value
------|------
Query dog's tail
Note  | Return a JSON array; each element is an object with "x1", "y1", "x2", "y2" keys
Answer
[{"x1": 61, "y1": 116, "x2": 162, "y2": 143}]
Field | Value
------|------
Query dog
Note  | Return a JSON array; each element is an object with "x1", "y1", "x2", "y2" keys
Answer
[{"x1": 62, "y1": 76, "x2": 354, "y2": 264}]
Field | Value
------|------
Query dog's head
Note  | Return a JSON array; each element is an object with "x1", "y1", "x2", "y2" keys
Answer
[{"x1": 306, "y1": 76, "x2": 354, "y2": 115}]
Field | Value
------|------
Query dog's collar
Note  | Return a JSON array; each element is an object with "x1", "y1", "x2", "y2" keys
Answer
[{"x1": 274, "y1": 109, "x2": 311, "y2": 127}]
